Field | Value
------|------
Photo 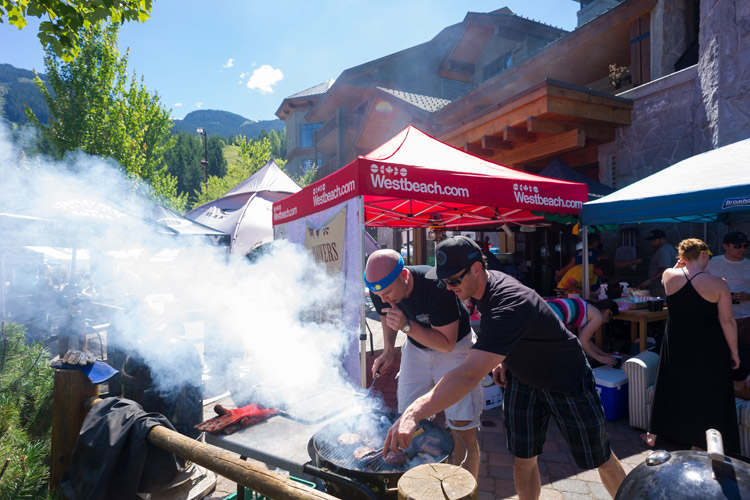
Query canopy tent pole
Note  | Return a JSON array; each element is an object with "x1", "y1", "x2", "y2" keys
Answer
[
  {"x1": 358, "y1": 196, "x2": 367, "y2": 389},
  {"x1": 582, "y1": 227, "x2": 590, "y2": 300}
]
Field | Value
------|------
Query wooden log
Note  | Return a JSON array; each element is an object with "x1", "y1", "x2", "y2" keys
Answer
[
  {"x1": 398, "y1": 463, "x2": 477, "y2": 500},
  {"x1": 146, "y1": 425, "x2": 338, "y2": 500},
  {"x1": 50, "y1": 370, "x2": 99, "y2": 490}
]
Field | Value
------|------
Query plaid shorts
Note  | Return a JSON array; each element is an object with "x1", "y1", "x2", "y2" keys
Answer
[{"x1": 503, "y1": 364, "x2": 611, "y2": 469}]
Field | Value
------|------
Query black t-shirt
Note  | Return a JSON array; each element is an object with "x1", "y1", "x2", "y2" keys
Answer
[
  {"x1": 472, "y1": 270, "x2": 586, "y2": 393},
  {"x1": 371, "y1": 266, "x2": 471, "y2": 350}
]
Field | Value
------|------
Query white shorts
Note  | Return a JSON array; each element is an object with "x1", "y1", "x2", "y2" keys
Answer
[{"x1": 397, "y1": 332, "x2": 483, "y2": 430}]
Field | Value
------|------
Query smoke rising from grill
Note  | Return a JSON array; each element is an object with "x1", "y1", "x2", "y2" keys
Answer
[{"x1": 1, "y1": 123, "x2": 376, "y2": 415}]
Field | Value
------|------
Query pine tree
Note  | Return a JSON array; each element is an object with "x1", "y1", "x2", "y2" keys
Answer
[{"x1": 0, "y1": 322, "x2": 56, "y2": 499}]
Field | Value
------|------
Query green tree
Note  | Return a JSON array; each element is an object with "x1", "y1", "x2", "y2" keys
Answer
[
  {"x1": 192, "y1": 135, "x2": 285, "y2": 208},
  {"x1": 1, "y1": 0, "x2": 152, "y2": 62},
  {"x1": 163, "y1": 132, "x2": 227, "y2": 206},
  {"x1": 0, "y1": 323, "x2": 55, "y2": 499},
  {"x1": 26, "y1": 21, "x2": 186, "y2": 210}
]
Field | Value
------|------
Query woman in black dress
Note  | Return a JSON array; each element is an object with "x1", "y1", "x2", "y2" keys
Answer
[{"x1": 641, "y1": 238, "x2": 740, "y2": 451}]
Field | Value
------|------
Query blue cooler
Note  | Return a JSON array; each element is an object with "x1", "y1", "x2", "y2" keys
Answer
[{"x1": 592, "y1": 366, "x2": 628, "y2": 421}]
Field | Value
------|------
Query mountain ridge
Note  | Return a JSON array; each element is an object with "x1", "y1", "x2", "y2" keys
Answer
[{"x1": 0, "y1": 63, "x2": 284, "y2": 139}]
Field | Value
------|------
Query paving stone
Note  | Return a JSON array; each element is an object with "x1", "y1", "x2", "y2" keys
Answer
[
  {"x1": 488, "y1": 464, "x2": 515, "y2": 480},
  {"x1": 488, "y1": 451, "x2": 514, "y2": 466},
  {"x1": 540, "y1": 451, "x2": 573, "y2": 464},
  {"x1": 545, "y1": 462, "x2": 581, "y2": 480},
  {"x1": 494, "y1": 478, "x2": 518, "y2": 498},
  {"x1": 539, "y1": 487, "x2": 565, "y2": 499},
  {"x1": 587, "y1": 481, "x2": 611, "y2": 500},
  {"x1": 550, "y1": 478, "x2": 590, "y2": 494},
  {"x1": 561, "y1": 492, "x2": 593, "y2": 500}
]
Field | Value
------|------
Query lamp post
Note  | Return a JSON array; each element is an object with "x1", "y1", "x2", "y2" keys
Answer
[{"x1": 196, "y1": 127, "x2": 208, "y2": 183}]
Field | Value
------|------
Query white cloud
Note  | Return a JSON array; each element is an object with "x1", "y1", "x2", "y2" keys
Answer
[
  {"x1": 224, "y1": 58, "x2": 234, "y2": 68},
  {"x1": 174, "y1": 102, "x2": 183, "y2": 107},
  {"x1": 196, "y1": 102, "x2": 204, "y2": 109},
  {"x1": 246, "y1": 65, "x2": 284, "y2": 94},
  {"x1": 240, "y1": 72, "x2": 246, "y2": 79}
]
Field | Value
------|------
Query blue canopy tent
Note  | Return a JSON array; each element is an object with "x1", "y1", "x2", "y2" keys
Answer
[
  {"x1": 580, "y1": 138, "x2": 750, "y2": 226},
  {"x1": 578, "y1": 137, "x2": 750, "y2": 296}
]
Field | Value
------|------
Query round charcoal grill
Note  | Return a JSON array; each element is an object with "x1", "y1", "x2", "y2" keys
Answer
[{"x1": 304, "y1": 413, "x2": 453, "y2": 500}]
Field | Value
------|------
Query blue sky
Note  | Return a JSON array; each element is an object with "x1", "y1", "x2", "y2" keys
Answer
[{"x1": 1, "y1": 1, "x2": 579, "y2": 122}]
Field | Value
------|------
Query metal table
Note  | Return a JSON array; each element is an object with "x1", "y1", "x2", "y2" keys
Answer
[{"x1": 204, "y1": 407, "x2": 362, "y2": 499}]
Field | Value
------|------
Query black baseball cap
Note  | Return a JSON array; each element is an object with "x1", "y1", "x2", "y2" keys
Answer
[
  {"x1": 645, "y1": 229, "x2": 666, "y2": 240},
  {"x1": 724, "y1": 231, "x2": 748, "y2": 245},
  {"x1": 426, "y1": 236, "x2": 483, "y2": 280}
]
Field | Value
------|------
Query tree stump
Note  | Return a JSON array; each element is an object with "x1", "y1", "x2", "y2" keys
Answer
[
  {"x1": 397, "y1": 463, "x2": 477, "y2": 500},
  {"x1": 50, "y1": 369, "x2": 98, "y2": 491}
]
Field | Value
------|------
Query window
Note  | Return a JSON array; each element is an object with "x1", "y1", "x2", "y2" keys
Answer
[
  {"x1": 482, "y1": 52, "x2": 513, "y2": 82},
  {"x1": 299, "y1": 123, "x2": 323, "y2": 148}
]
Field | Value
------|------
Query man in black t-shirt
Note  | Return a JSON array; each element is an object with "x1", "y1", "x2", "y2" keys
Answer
[
  {"x1": 383, "y1": 237, "x2": 625, "y2": 499},
  {"x1": 365, "y1": 249, "x2": 483, "y2": 478}
]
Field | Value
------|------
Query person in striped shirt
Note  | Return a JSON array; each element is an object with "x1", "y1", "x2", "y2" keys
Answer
[{"x1": 546, "y1": 297, "x2": 620, "y2": 367}]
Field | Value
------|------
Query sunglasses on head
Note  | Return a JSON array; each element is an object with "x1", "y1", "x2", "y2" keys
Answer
[
  {"x1": 441, "y1": 266, "x2": 471, "y2": 287},
  {"x1": 733, "y1": 243, "x2": 749, "y2": 249},
  {"x1": 700, "y1": 250, "x2": 713, "y2": 259}
]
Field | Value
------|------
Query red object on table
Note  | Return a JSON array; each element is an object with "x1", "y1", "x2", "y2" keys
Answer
[{"x1": 195, "y1": 404, "x2": 278, "y2": 434}]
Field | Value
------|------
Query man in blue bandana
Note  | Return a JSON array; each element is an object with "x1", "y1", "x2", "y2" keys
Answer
[{"x1": 365, "y1": 249, "x2": 483, "y2": 478}]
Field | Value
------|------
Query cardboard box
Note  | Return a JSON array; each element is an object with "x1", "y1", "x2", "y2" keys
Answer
[
  {"x1": 593, "y1": 366, "x2": 628, "y2": 421},
  {"x1": 483, "y1": 383, "x2": 503, "y2": 410}
]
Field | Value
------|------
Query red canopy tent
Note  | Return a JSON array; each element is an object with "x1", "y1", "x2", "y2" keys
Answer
[
  {"x1": 271, "y1": 126, "x2": 588, "y2": 387},
  {"x1": 273, "y1": 126, "x2": 588, "y2": 228}
]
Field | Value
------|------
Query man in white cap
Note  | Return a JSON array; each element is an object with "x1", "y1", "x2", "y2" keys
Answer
[
  {"x1": 365, "y1": 249, "x2": 483, "y2": 478},
  {"x1": 383, "y1": 236, "x2": 625, "y2": 499},
  {"x1": 707, "y1": 231, "x2": 750, "y2": 344}
]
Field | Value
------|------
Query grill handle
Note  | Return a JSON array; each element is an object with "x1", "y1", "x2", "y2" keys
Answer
[{"x1": 302, "y1": 463, "x2": 379, "y2": 500}]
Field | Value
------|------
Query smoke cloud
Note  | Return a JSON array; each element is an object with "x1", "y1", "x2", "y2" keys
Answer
[{"x1": 0, "y1": 122, "x2": 377, "y2": 422}]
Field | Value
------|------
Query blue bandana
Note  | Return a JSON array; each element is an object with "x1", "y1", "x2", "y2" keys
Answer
[{"x1": 365, "y1": 255, "x2": 404, "y2": 292}]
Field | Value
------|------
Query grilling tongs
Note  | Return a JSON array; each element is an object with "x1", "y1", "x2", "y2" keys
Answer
[{"x1": 363, "y1": 427, "x2": 425, "y2": 465}]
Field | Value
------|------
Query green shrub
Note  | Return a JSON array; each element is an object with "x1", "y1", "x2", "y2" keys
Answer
[{"x1": 0, "y1": 321, "x2": 57, "y2": 499}]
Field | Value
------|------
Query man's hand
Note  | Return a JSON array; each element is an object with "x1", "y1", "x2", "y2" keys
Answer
[
  {"x1": 372, "y1": 350, "x2": 396, "y2": 377},
  {"x1": 492, "y1": 363, "x2": 508, "y2": 387},
  {"x1": 383, "y1": 303, "x2": 409, "y2": 332},
  {"x1": 384, "y1": 413, "x2": 419, "y2": 455},
  {"x1": 597, "y1": 354, "x2": 617, "y2": 367}
]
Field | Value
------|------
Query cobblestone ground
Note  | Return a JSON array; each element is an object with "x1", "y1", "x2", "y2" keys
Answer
[{"x1": 198, "y1": 311, "x2": 658, "y2": 499}]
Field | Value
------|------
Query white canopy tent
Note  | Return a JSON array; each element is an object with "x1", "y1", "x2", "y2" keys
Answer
[{"x1": 186, "y1": 160, "x2": 301, "y2": 255}]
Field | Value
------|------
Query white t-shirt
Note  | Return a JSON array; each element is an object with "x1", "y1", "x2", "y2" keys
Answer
[{"x1": 707, "y1": 255, "x2": 750, "y2": 319}]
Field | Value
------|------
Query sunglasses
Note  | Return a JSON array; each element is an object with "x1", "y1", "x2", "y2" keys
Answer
[
  {"x1": 733, "y1": 243, "x2": 749, "y2": 249},
  {"x1": 701, "y1": 250, "x2": 713, "y2": 259},
  {"x1": 442, "y1": 266, "x2": 471, "y2": 287}
]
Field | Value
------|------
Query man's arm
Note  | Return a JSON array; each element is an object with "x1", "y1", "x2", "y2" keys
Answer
[
  {"x1": 371, "y1": 316, "x2": 399, "y2": 377},
  {"x1": 382, "y1": 305, "x2": 459, "y2": 353},
  {"x1": 384, "y1": 349, "x2": 503, "y2": 452}
]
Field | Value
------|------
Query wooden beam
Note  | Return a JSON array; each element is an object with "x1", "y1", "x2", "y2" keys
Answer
[
  {"x1": 503, "y1": 126, "x2": 536, "y2": 143},
  {"x1": 559, "y1": 146, "x2": 600, "y2": 167},
  {"x1": 527, "y1": 117, "x2": 616, "y2": 142},
  {"x1": 490, "y1": 129, "x2": 585, "y2": 166},
  {"x1": 546, "y1": 97, "x2": 631, "y2": 125},
  {"x1": 482, "y1": 135, "x2": 513, "y2": 150},
  {"x1": 464, "y1": 142, "x2": 493, "y2": 157}
]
